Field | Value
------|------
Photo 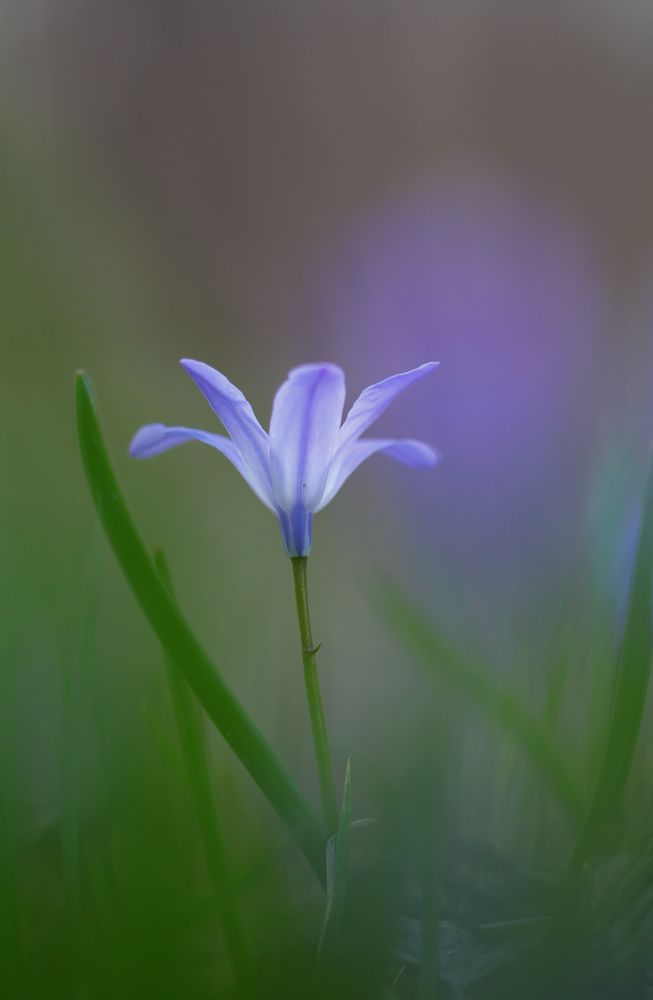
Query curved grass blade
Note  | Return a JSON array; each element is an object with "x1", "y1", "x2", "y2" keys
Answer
[
  {"x1": 154, "y1": 548, "x2": 250, "y2": 992},
  {"x1": 569, "y1": 458, "x2": 653, "y2": 870},
  {"x1": 377, "y1": 585, "x2": 584, "y2": 824},
  {"x1": 75, "y1": 371, "x2": 326, "y2": 884},
  {"x1": 316, "y1": 759, "x2": 352, "y2": 984}
]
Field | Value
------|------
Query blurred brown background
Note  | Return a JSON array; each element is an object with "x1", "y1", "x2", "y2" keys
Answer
[{"x1": 2, "y1": 0, "x2": 653, "y2": 342}]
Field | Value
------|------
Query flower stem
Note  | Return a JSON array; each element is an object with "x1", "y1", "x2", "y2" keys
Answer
[{"x1": 291, "y1": 557, "x2": 338, "y2": 836}]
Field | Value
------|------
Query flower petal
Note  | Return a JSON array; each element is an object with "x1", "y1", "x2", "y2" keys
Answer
[
  {"x1": 269, "y1": 363, "x2": 346, "y2": 513},
  {"x1": 180, "y1": 359, "x2": 273, "y2": 505},
  {"x1": 315, "y1": 438, "x2": 439, "y2": 512},
  {"x1": 129, "y1": 423, "x2": 275, "y2": 509},
  {"x1": 335, "y1": 362, "x2": 439, "y2": 455}
]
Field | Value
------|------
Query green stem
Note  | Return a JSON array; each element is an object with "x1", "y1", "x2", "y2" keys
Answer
[{"x1": 291, "y1": 557, "x2": 338, "y2": 836}]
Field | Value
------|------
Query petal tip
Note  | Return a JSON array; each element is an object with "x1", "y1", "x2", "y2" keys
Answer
[
  {"x1": 129, "y1": 423, "x2": 164, "y2": 458},
  {"x1": 179, "y1": 359, "x2": 243, "y2": 403},
  {"x1": 179, "y1": 357, "x2": 202, "y2": 375},
  {"x1": 287, "y1": 361, "x2": 345, "y2": 382},
  {"x1": 401, "y1": 440, "x2": 441, "y2": 468}
]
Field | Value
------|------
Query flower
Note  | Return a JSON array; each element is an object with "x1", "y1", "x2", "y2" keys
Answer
[{"x1": 130, "y1": 360, "x2": 439, "y2": 556}]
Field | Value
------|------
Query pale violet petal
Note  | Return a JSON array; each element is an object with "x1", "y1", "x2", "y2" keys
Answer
[
  {"x1": 129, "y1": 423, "x2": 275, "y2": 510},
  {"x1": 335, "y1": 362, "x2": 439, "y2": 456},
  {"x1": 130, "y1": 423, "x2": 241, "y2": 462},
  {"x1": 315, "y1": 438, "x2": 439, "y2": 512},
  {"x1": 269, "y1": 363, "x2": 346, "y2": 513},
  {"x1": 180, "y1": 359, "x2": 274, "y2": 506}
]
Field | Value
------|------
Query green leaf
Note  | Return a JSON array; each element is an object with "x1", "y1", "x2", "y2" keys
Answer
[
  {"x1": 75, "y1": 371, "x2": 326, "y2": 884},
  {"x1": 0, "y1": 784, "x2": 21, "y2": 990},
  {"x1": 154, "y1": 547, "x2": 250, "y2": 992},
  {"x1": 569, "y1": 458, "x2": 653, "y2": 869},
  {"x1": 377, "y1": 585, "x2": 584, "y2": 824},
  {"x1": 60, "y1": 529, "x2": 101, "y2": 993},
  {"x1": 316, "y1": 759, "x2": 352, "y2": 977}
]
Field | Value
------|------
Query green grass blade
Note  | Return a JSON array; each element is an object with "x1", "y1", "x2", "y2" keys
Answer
[
  {"x1": 75, "y1": 371, "x2": 326, "y2": 884},
  {"x1": 60, "y1": 529, "x2": 100, "y2": 993},
  {"x1": 569, "y1": 459, "x2": 653, "y2": 870},
  {"x1": 377, "y1": 585, "x2": 584, "y2": 824},
  {"x1": 154, "y1": 547, "x2": 250, "y2": 992},
  {"x1": 0, "y1": 783, "x2": 22, "y2": 991},
  {"x1": 316, "y1": 759, "x2": 352, "y2": 979}
]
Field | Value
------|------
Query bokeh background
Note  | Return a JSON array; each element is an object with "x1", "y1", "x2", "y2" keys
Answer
[{"x1": 2, "y1": 3, "x2": 653, "y2": 997}]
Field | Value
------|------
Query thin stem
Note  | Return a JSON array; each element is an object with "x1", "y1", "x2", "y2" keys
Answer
[{"x1": 291, "y1": 557, "x2": 338, "y2": 836}]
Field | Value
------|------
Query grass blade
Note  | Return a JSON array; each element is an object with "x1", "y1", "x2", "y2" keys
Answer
[
  {"x1": 75, "y1": 371, "x2": 326, "y2": 883},
  {"x1": 60, "y1": 528, "x2": 100, "y2": 993},
  {"x1": 569, "y1": 459, "x2": 653, "y2": 870},
  {"x1": 316, "y1": 759, "x2": 352, "y2": 982},
  {"x1": 154, "y1": 547, "x2": 250, "y2": 992},
  {"x1": 0, "y1": 783, "x2": 22, "y2": 992},
  {"x1": 377, "y1": 585, "x2": 584, "y2": 824}
]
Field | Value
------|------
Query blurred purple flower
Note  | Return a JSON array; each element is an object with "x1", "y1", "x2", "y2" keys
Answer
[
  {"x1": 309, "y1": 181, "x2": 604, "y2": 590},
  {"x1": 130, "y1": 359, "x2": 439, "y2": 556}
]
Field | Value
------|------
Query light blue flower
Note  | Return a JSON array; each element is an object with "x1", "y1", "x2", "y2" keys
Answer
[{"x1": 130, "y1": 360, "x2": 439, "y2": 556}]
